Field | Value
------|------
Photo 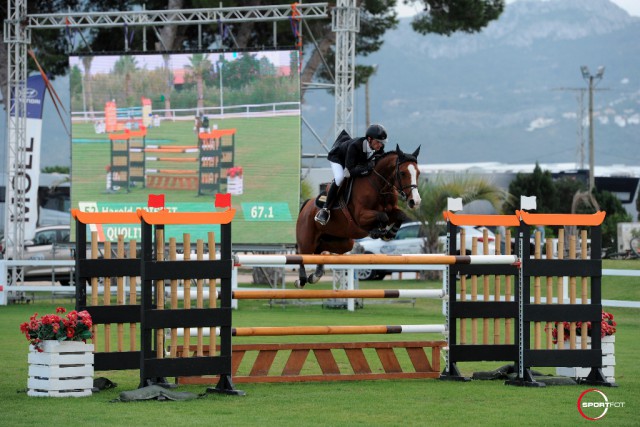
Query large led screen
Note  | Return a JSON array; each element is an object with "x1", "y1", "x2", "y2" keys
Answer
[{"x1": 70, "y1": 51, "x2": 301, "y2": 244}]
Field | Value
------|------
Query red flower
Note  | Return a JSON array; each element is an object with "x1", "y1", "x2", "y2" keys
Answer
[
  {"x1": 552, "y1": 311, "x2": 616, "y2": 344},
  {"x1": 227, "y1": 166, "x2": 243, "y2": 178},
  {"x1": 19, "y1": 307, "x2": 93, "y2": 352}
]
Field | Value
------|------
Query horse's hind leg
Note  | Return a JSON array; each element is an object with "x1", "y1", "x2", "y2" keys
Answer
[{"x1": 307, "y1": 264, "x2": 325, "y2": 284}]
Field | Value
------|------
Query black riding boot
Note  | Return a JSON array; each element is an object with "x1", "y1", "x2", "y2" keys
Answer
[{"x1": 314, "y1": 182, "x2": 339, "y2": 225}]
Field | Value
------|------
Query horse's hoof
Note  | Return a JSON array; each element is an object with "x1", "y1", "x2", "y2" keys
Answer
[
  {"x1": 369, "y1": 230, "x2": 384, "y2": 239},
  {"x1": 294, "y1": 280, "x2": 304, "y2": 289}
]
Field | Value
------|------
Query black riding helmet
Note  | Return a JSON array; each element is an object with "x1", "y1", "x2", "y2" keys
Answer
[{"x1": 366, "y1": 123, "x2": 387, "y2": 143}]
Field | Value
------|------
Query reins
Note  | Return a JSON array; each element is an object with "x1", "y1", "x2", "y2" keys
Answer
[{"x1": 370, "y1": 155, "x2": 417, "y2": 201}]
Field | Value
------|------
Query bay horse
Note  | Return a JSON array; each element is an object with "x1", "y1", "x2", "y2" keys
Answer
[{"x1": 295, "y1": 145, "x2": 421, "y2": 288}]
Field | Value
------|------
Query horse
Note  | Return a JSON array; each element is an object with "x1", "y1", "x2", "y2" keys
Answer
[{"x1": 295, "y1": 145, "x2": 421, "y2": 288}]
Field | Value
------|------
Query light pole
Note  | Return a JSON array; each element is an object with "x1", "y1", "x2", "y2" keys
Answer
[
  {"x1": 218, "y1": 61, "x2": 224, "y2": 118},
  {"x1": 580, "y1": 65, "x2": 605, "y2": 193}
]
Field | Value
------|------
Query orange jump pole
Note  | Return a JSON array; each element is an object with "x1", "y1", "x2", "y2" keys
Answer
[
  {"x1": 173, "y1": 289, "x2": 445, "y2": 300},
  {"x1": 175, "y1": 324, "x2": 447, "y2": 337},
  {"x1": 233, "y1": 325, "x2": 446, "y2": 336},
  {"x1": 235, "y1": 253, "x2": 519, "y2": 266}
]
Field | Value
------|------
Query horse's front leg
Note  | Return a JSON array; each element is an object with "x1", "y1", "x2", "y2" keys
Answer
[
  {"x1": 357, "y1": 209, "x2": 390, "y2": 235},
  {"x1": 381, "y1": 209, "x2": 408, "y2": 241}
]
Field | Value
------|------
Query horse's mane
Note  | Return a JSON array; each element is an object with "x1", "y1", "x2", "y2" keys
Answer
[{"x1": 375, "y1": 147, "x2": 418, "y2": 165}]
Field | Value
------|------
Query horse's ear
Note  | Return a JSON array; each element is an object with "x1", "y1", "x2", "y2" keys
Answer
[
  {"x1": 412, "y1": 145, "x2": 421, "y2": 158},
  {"x1": 395, "y1": 144, "x2": 402, "y2": 154}
]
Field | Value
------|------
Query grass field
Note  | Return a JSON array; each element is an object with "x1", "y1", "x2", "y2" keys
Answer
[
  {"x1": 2, "y1": 260, "x2": 639, "y2": 425},
  {"x1": 71, "y1": 115, "x2": 301, "y2": 244}
]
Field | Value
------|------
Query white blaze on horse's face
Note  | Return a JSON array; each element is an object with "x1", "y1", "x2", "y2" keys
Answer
[{"x1": 407, "y1": 164, "x2": 421, "y2": 209}]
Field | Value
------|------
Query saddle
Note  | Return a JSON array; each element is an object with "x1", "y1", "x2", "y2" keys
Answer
[{"x1": 314, "y1": 179, "x2": 353, "y2": 210}]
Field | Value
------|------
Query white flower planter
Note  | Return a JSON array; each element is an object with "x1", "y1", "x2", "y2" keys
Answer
[
  {"x1": 28, "y1": 340, "x2": 94, "y2": 397},
  {"x1": 556, "y1": 335, "x2": 615, "y2": 383},
  {"x1": 227, "y1": 176, "x2": 243, "y2": 195}
]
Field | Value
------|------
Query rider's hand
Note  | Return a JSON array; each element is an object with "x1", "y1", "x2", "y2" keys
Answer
[{"x1": 351, "y1": 165, "x2": 370, "y2": 176}]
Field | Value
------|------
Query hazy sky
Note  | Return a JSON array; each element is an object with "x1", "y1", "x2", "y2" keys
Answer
[{"x1": 396, "y1": 0, "x2": 640, "y2": 18}]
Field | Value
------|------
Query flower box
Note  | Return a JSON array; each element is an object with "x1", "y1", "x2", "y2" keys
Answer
[
  {"x1": 20, "y1": 307, "x2": 95, "y2": 398},
  {"x1": 227, "y1": 176, "x2": 243, "y2": 195},
  {"x1": 555, "y1": 335, "x2": 615, "y2": 383},
  {"x1": 28, "y1": 340, "x2": 94, "y2": 397}
]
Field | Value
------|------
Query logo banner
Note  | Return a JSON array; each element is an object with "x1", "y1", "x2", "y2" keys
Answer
[{"x1": 4, "y1": 75, "x2": 47, "y2": 248}]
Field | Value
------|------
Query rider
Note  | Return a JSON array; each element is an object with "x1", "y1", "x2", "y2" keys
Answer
[{"x1": 314, "y1": 123, "x2": 387, "y2": 225}]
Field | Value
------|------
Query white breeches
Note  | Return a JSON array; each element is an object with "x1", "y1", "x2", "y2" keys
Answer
[{"x1": 330, "y1": 161, "x2": 345, "y2": 186}]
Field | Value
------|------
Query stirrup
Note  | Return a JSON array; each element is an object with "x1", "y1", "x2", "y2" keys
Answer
[{"x1": 314, "y1": 208, "x2": 330, "y2": 225}]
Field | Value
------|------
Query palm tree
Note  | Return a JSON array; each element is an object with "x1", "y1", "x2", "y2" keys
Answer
[
  {"x1": 186, "y1": 53, "x2": 213, "y2": 116},
  {"x1": 402, "y1": 174, "x2": 510, "y2": 256},
  {"x1": 81, "y1": 56, "x2": 94, "y2": 119},
  {"x1": 162, "y1": 54, "x2": 172, "y2": 118},
  {"x1": 113, "y1": 56, "x2": 138, "y2": 103}
]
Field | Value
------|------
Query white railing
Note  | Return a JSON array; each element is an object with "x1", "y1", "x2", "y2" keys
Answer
[
  {"x1": 2, "y1": 259, "x2": 639, "y2": 308},
  {"x1": 70, "y1": 102, "x2": 301, "y2": 124}
]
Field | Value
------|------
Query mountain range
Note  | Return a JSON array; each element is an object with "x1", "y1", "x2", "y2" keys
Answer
[{"x1": 301, "y1": 0, "x2": 640, "y2": 169}]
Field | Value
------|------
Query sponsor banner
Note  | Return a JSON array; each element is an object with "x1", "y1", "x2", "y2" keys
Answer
[
  {"x1": 9, "y1": 75, "x2": 47, "y2": 119},
  {"x1": 78, "y1": 202, "x2": 222, "y2": 243},
  {"x1": 4, "y1": 75, "x2": 46, "y2": 250}
]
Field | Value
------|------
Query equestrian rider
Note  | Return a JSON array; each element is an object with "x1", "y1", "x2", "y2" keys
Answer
[{"x1": 314, "y1": 123, "x2": 387, "y2": 225}]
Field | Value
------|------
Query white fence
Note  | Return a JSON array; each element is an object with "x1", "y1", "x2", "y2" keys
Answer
[
  {"x1": 2, "y1": 259, "x2": 640, "y2": 308},
  {"x1": 71, "y1": 102, "x2": 301, "y2": 125}
]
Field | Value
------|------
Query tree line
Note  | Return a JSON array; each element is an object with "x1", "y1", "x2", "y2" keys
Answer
[
  {"x1": 401, "y1": 163, "x2": 631, "y2": 257},
  {"x1": 69, "y1": 52, "x2": 300, "y2": 115}
]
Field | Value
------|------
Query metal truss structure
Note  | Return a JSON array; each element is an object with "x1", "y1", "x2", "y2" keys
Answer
[
  {"x1": 332, "y1": 0, "x2": 359, "y2": 137},
  {"x1": 4, "y1": 0, "x2": 29, "y2": 260},
  {"x1": 4, "y1": 1, "x2": 360, "y2": 257}
]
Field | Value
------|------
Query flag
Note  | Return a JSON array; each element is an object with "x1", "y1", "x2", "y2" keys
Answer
[
  {"x1": 215, "y1": 193, "x2": 231, "y2": 208},
  {"x1": 148, "y1": 194, "x2": 165, "y2": 208}
]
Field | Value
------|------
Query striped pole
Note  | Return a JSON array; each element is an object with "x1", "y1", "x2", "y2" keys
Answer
[
  {"x1": 173, "y1": 324, "x2": 446, "y2": 337},
  {"x1": 234, "y1": 254, "x2": 519, "y2": 266},
  {"x1": 233, "y1": 325, "x2": 446, "y2": 336},
  {"x1": 171, "y1": 288, "x2": 445, "y2": 300}
]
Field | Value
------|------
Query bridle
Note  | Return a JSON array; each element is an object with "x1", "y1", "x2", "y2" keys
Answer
[{"x1": 371, "y1": 155, "x2": 418, "y2": 201}]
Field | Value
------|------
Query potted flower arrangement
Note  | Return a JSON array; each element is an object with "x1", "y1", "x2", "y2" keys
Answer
[
  {"x1": 21, "y1": 307, "x2": 95, "y2": 397},
  {"x1": 552, "y1": 310, "x2": 616, "y2": 344},
  {"x1": 227, "y1": 166, "x2": 244, "y2": 194},
  {"x1": 20, "y1": 306, "x2": 93, "y2": 352},
  {"x1": 554, "y1": 310, "x2": 617, "y2": 382}
]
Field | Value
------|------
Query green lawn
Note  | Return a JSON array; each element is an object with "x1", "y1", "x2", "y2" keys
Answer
[{"x1": 2, "y1": 269, "x2": 639, "y2": 426}]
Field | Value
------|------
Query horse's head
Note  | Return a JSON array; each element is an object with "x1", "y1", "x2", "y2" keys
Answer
[
  {"x1": 373, "y1": 145, "x2": 422, "y2": 209},
  {"x1": 395, "y1": 145, "x2": 421, "y2": 209}
]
